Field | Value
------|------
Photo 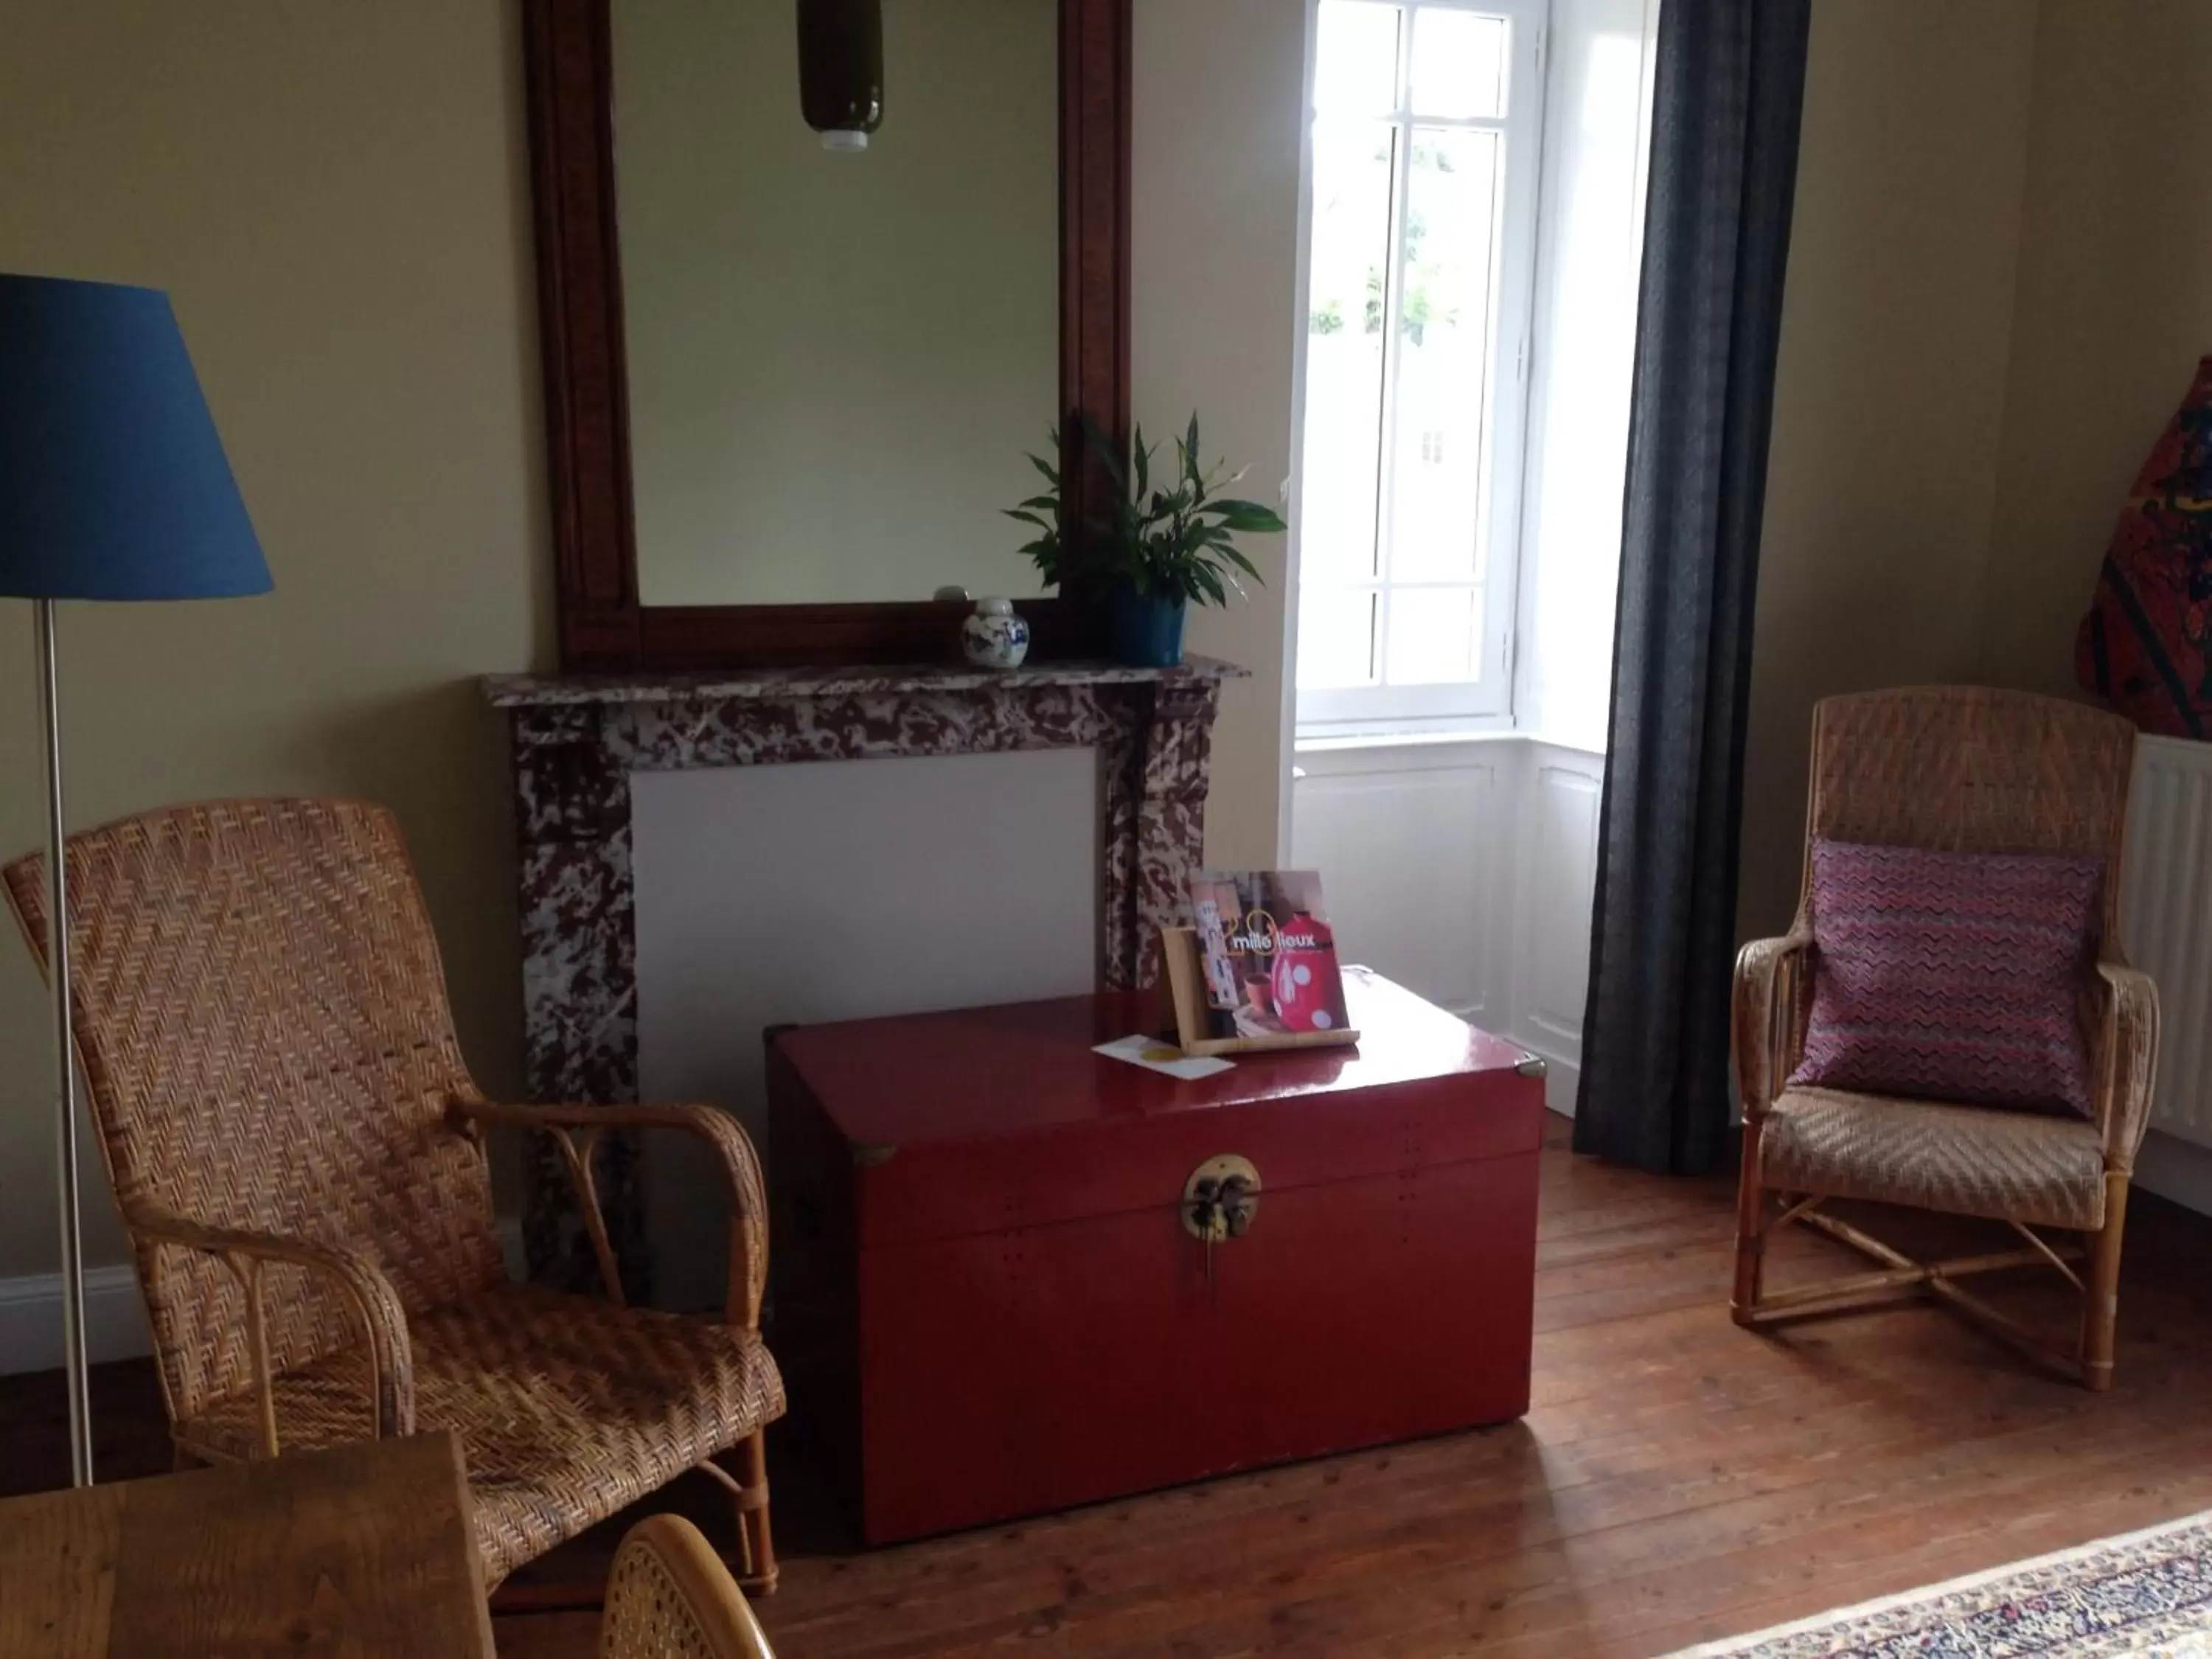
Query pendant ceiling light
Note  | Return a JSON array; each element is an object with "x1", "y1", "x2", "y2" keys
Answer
[{"x1": 798, "y1": 0, "x2": 884, "y2": 153}]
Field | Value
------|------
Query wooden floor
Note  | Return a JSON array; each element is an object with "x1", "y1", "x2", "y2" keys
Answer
[{"x1": 10, "y1": 1124, "x2": 2212, "y2": 1658}]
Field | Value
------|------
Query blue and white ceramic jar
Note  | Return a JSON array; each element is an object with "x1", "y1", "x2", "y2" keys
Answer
[{"x1": 961, "y1": 597, "x2": 1031, "y2": 669}]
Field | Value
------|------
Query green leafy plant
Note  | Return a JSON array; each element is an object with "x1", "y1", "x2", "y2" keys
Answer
[
  {"x1": 1005, "y1": 414, "x2": 1287, "y2": 608},
  {"x1": 1005, "y1": 431, "x2": 1071, "y2": 592}
]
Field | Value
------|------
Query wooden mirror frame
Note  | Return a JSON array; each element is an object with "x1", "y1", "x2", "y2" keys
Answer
[{"x1": 523, "y1": 0, "x2": 1130, "y2": 671}]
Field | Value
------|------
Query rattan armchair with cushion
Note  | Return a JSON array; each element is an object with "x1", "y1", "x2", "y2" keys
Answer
[
  {"x1": 1731, "y1": 687, "x2": 2159, "y2": 1388},
  {"x1": 1, "y1": 798, "x2": 785, "y2": 1590}
]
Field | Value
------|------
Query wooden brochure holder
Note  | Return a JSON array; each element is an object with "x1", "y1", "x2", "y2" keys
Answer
[{"x1": 1158, "y1": 925, "x2": 1363, "y2": 1058}]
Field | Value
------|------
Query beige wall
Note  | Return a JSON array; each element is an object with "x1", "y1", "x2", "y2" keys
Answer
[
  {"x1": 1745, "y1": 0, "x2": 2212, "y2": 942},
  {"x1": 618, "y1": 0, "x2": 1060, "y2": 607},
  {"x1": 1135, "y1": 0, "x2": 1307, "y2": 869},
  {"x1": 1739, "y1": 0, "x2": 2040, "y2": 939},
  {"x1": 0, "y1": 0, "x2": 546, "y2": 1277},
  {"x1": 1981, "y1": 1, "x2": 2212, "y2": 698}
]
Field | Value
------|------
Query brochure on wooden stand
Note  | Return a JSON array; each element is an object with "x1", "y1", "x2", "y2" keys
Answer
[{"x1": 1161, "y1": 869, "x2": 1363, "y2": 1058}]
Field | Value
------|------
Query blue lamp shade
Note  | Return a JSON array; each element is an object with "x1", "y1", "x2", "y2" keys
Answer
[{"x1": 0, "y1": 274, "x2": 269, "y2": 601}]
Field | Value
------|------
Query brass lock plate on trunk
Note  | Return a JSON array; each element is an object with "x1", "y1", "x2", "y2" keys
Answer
[{"x1": 1182, "y1": 1154, "x2": 1261, "y2": 1241}]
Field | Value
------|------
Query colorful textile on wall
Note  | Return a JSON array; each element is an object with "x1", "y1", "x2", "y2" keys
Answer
[
  {"x1": 1668, "y1": 1509, "x2": 2212, "y2": 1656},
  {"x1": 2076, "y1": 355, "x2": 2212, "y2": 740}
]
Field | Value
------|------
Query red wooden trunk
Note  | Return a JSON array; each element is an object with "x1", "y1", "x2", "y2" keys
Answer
[{"x1": 767, "y1": 970, "x2": 1544, "y2": 1545}]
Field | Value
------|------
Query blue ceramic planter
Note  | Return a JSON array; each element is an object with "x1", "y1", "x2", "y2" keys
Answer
[{"x1": 1108, "y1": 586, "x2": 1187, "y2": 667}]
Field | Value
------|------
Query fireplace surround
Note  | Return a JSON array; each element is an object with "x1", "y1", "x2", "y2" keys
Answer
[{"x1": 485, "y1": 656, "x2": 1242, "y2": 1290}]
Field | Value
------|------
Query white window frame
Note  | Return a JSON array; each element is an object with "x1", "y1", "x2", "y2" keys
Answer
[{"x1": 1293, "y1": 0, "x2": 1549, "y2": 740}]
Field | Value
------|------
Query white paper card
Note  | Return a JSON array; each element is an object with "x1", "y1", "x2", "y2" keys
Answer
[{"x1": 1092, "y1": 1034, "x2": 1237, "y2": 1080}]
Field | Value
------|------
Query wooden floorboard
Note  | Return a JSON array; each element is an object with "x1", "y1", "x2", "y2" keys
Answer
[{"x1": 7, "y1": 1121, "x2": 2211, "y2": 1658}]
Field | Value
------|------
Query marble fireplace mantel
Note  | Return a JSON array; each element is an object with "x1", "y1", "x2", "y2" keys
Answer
[{"x1": 484, "y1": 655, "x2": 1245, "y2": 1287}]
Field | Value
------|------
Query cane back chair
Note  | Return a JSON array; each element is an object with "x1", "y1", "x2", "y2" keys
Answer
[
  {"x1": 1, "y1": 798, "x2": 785, "y2": 1589},
  {"x1": 601, "y1": 1514, "x2": 778, "y2": 1659},
  {"x1": 1731, "y1": 687, "x2": 2159, "y2": 1388}
]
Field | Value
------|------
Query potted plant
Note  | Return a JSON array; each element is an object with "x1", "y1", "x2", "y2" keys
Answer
[{"x1": 1006, "y1": 415, "x2": 1287, "y2": 667}]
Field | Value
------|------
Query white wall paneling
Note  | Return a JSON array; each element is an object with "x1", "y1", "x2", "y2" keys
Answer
[
  {"x1": 633, "y1": 749, "x2": 1102, "y2": 1309},
  {"x1": 1290, "y1": 737, "x2": 1604, "y2": 1116},
  {"x1": 1290, "y1": 743, "x2": 1514, "y2": 1027},
  {"x1": 1507, "y1": 744, "x2": 1604, "y2": 1110}
]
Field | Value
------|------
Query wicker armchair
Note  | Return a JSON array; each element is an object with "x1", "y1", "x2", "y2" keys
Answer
[
  {"x1": 1, "y1": 799, "x2": 785, "y2": 1590},
  {"x1": 1731, "y1": 688, "x2": 2159, "y2": 1389},
  {"x1": 601, "y1": 1514, "x2": 777, "y2": 1658}
]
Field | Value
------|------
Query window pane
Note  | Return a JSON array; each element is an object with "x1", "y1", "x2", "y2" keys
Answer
[
  {"x1": 1313, "y1": 2, "x2": 1402, "y2": 118},
  {"x1": 1301, "y1": 118, "x2": 1395, "y2": 587},
  {"x1": 1298, "y1": 589, "x2": 1380, "y2": 688},
  {"x1": 1388, "y1": 127, "x2": 1501, "y2": 585},
  {"x1": 1385, "y1": 587, "x2": 1483, "y2": 684},
  {"x1": 1411, "y1": 11, "x2": 1509, "y2": 120}
]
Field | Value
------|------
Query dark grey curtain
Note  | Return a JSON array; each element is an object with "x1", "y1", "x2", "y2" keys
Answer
[{"x1": 1571, "y1": 0, "x2": 1812, "y2": 1175}]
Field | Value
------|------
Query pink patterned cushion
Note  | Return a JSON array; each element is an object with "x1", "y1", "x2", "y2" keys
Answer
[{"x1": 1788, "y1": 838, "x2": 2101, "y2": 1117}]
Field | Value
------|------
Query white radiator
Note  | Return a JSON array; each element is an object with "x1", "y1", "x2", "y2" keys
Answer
[{"x1": 2121, "y1": 733, "x2": 2212, "y2": 1150}]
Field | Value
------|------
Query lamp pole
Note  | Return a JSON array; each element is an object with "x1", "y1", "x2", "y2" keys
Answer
[
  {"x1": 35, "y1": 597, "x2": 93, "y2": 1486},
  {"x1": 0, "y1": 273, "x2": 274, "y2": 1488}
]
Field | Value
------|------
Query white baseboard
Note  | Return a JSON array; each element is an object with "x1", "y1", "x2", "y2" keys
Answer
[
  {"x1": 0, "y1": 1263, "x2": 150, "y2": 1376},
  {"x1": 1438, "y1": 1012, "x2": 1582, "y2": 1120},
  {"x1": 1515, "y1": 1036, "x2": 1582, "y2": 1119},
  {"x1": 1439, "y1": 1006, "x2": 1582, "y2": 1120},
  {"x1": 2135, "y1": 1129, "x2": 2212, "y2": 1219},
  {"x1": 0, "y1": 1214, "x2": 529, "y2": 1378}
]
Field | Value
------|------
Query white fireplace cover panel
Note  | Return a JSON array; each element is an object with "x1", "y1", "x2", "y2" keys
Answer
[{"x1": 632, "y1": 747, "x2": 1100, "y2": 1306}]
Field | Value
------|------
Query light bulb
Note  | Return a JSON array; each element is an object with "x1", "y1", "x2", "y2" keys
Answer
[{"x1": 798, "y1": 0, "x2": 883, "y2": 150}]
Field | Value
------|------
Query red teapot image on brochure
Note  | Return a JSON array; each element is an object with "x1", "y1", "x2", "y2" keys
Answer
[{"x1": 1186, "y1": 871, "x2": 1351, "y2": 1040}]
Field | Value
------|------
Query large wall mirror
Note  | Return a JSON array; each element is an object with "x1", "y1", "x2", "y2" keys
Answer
[
  {"x1": 524, "y1": 0, "x2": 1131, "y2": 669},
  {"x1": 616, "y1": 1, "x2": 1056, "y2": 609}
]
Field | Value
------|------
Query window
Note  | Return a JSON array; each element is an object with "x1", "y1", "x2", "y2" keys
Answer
[{"x1": 1295, "y1": 0, "x2": 1546, "y2": 735}]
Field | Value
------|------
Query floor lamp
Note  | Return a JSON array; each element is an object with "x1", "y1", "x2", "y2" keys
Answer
[{"x1": 0, "y1": 274, "x2": 270, "y2": 1486}]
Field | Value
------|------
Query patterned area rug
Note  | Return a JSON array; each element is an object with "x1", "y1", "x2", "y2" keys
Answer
[{"x1": 1669, "y1": 1511, "x2": 2212, "y2": 1657}]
